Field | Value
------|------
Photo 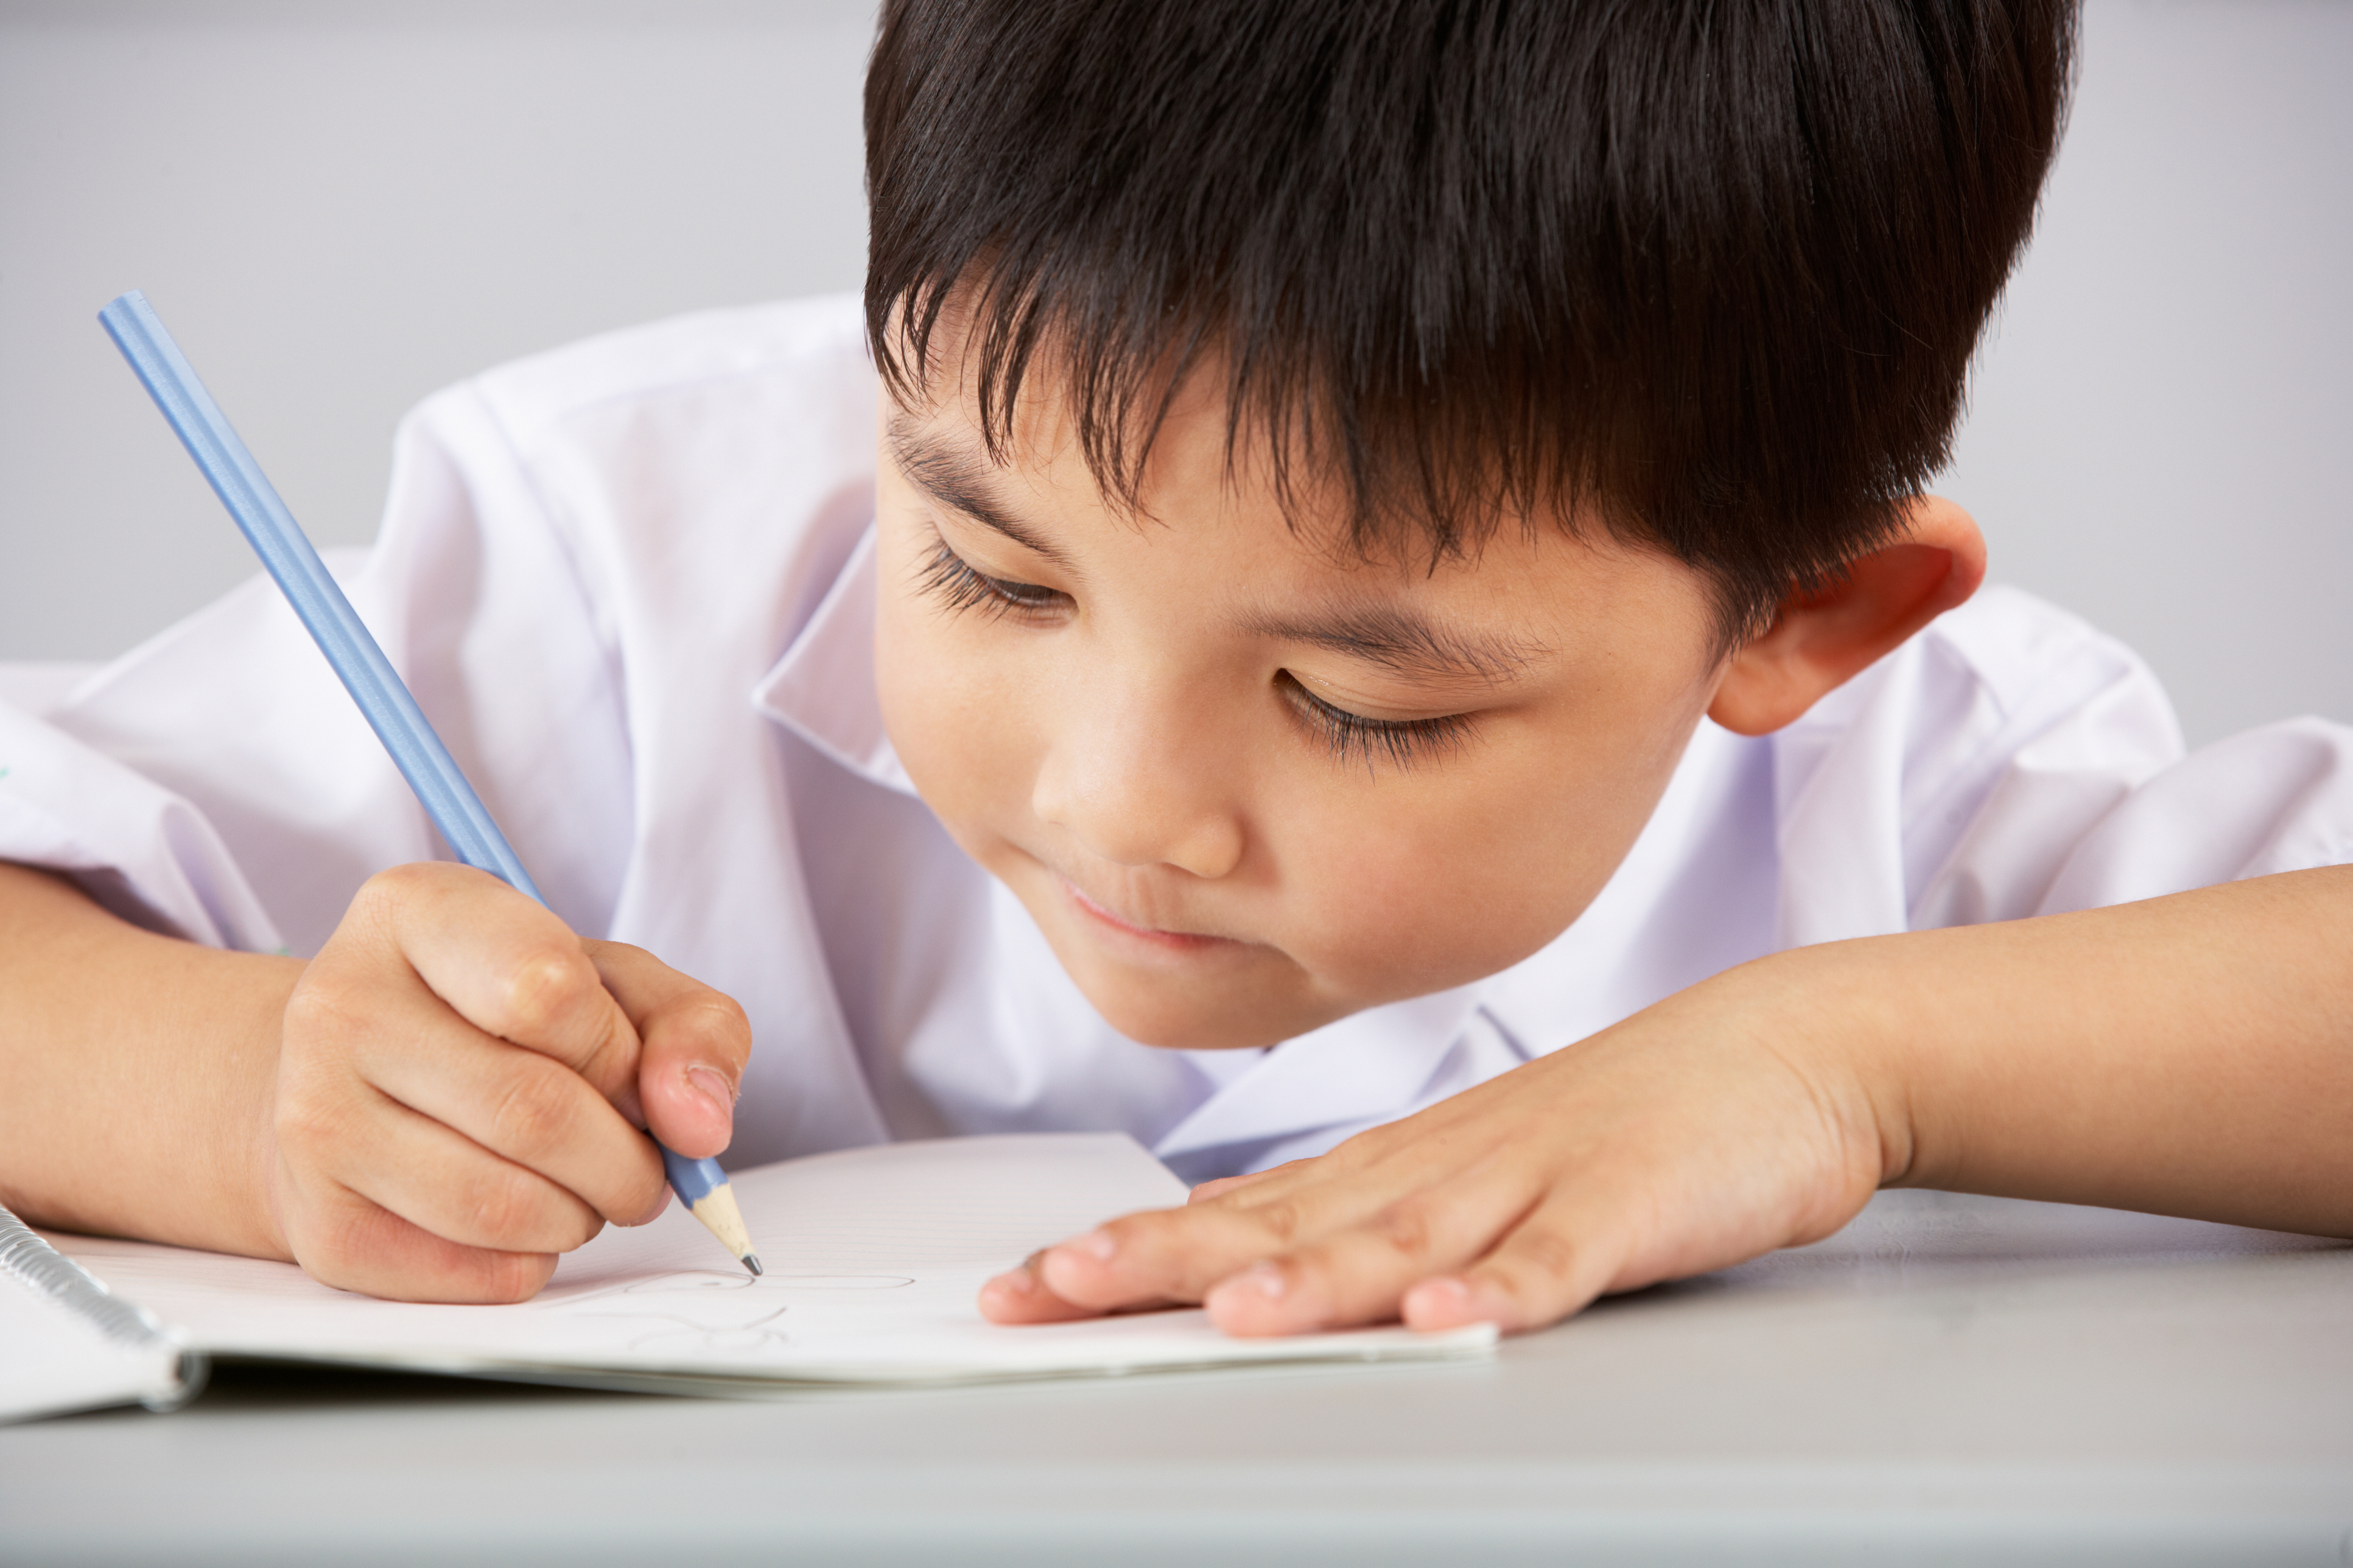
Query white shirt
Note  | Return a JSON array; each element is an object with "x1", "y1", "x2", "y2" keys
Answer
[{"x1": 3, "y1": 295, "x2": 2348, "y2": 1181}]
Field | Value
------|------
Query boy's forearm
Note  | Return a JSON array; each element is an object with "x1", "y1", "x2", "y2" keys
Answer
[
  {"x1": 0, "y1": 862, "x2": 295, "y2": 1256},
  {"x1": 1797, "y1": 866, "x2": 2353, "y2": 1236}
]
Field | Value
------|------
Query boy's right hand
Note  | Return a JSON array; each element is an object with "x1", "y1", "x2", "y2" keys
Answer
[{"x1": 267, "y1": 863, "x2": 751, "y2": 1303}]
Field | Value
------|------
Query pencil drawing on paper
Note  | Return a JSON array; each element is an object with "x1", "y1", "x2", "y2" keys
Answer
[{"x1": 540, "y1": 1269, "x2": 915, "y2": 1354}]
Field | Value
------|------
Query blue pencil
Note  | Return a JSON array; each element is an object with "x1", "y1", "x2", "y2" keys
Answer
[{"x1": 99, "y1": 290, "x2": 760, "y2": 1278}]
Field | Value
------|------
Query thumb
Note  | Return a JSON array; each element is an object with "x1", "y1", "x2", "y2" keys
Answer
[{"x1": 584, "y1": 940, "x2": 751, "y2": 1161}]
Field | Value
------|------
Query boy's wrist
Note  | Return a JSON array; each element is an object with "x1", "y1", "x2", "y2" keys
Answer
[
  {"x1": 1710, "y1": 940, "x2": 1925, "y2": 1194},
  {"x1": 250, "y1": 1051, "x2": 293, "y2": 1263},
  {"x1": 216, "y1": 951, "x2": 305, "y2": 1265}
]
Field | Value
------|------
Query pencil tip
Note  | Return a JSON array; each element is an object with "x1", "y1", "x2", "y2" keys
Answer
[{"x1": 743, "y1": 1254, "x2": 763, "y2": 1278}]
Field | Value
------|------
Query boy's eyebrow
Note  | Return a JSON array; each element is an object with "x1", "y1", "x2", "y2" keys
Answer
[
  {"x1": 884, "y1": 416, "x2": 1071, "y2": 567},
  {"x1": 1239, "y1": 603, "x2": 1542, "y2": 685}
]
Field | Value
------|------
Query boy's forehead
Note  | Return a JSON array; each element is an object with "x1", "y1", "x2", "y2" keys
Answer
[
  {"x1": 885, "y1": 321, "x2": 1588, "y2": 564},
  {"x1": 885, "y1": 390, "x2": 1463, "y2": 570},
  {"x1": 886, "y1": 396, "x2": 1387, "y2": 575}
]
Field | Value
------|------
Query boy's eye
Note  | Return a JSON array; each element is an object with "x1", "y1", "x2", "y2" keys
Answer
[
  {"x1": 917, "y1": 533, "x2": 1467, "y2": 772},
  {"x1": 918, "y1": 537, "x2": 1069, "y2": 619},
  {"x1": 1277, "y1": 673, "x2": 1472, "y2": 772}
]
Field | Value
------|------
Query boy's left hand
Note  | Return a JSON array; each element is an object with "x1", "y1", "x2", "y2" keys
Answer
[{"x1": 980, "y1": 960, "x2": 1891, "y2": 1335}]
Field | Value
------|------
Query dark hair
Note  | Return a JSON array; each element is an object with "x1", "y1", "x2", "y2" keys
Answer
[{"x1": 864, "y1": 0, "x2": 2077, "y2": 642}]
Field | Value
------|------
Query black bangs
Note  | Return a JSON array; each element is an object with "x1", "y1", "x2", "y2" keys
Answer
[{"x1": 864, "y1": 0, "x2": 2076, "y2": 641}]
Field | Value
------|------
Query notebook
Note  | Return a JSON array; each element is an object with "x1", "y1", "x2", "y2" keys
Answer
[{"x1": 1, "y1": 1133, "x2": 1494, "y2": 1421}]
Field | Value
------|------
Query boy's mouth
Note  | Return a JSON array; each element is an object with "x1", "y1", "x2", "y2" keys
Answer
[{"x1": 1058, "y1": 877, "x2": 1238, "y2": 953}]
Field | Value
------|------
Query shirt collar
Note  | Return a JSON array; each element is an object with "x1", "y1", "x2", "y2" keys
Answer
[
  {"x1": 1149, "y1": 985, "x2": 1484, "y2": 1159},
  {"x1": 751, "y1": 524, "x2": 920, "y2": 797}
]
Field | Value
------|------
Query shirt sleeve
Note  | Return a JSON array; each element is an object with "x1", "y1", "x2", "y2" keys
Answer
[
  {"x1": 0, "y1": 384, "x2": 635, "y2": 957},
  {"x1": 1769, "y1": 586, "x2": 2353, "y2": 945},
  {"x1": 2030, "y1": 716, "x2": 2353, "y2": 915},
  {"x1": 1898, "y1": 587, "x2": 2353, "y2": 929}
]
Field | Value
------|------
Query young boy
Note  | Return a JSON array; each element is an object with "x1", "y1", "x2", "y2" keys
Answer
[{"x1": 1, "y1": 0, "x2": 2348, "y2": 1338}]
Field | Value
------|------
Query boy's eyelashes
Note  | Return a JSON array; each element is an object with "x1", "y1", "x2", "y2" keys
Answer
[
  {"x1": 1277, "y1": 674, "x2": 1474, "y2": 771},
  {"x1": 917, "y1": 534, "x2": 1070, "y2": 620},
  {"x1": 916, "y1": 534, "x2": 1475, "y2": 772}
]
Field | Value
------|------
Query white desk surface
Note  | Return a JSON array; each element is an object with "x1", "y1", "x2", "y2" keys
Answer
[{"x1": 4, "y1": 1189, "x2": 2350, "y2": 1567}]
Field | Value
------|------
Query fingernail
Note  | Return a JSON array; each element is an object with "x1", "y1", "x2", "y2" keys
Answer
[
  {"x1": 1232, "y1": 1260, "x2": 1286, "y2": 1300},
  {"x1": 1417, "y1": 1277, "x2": 1471, "y2": 1308},
  {"x1": 686, "y1": 1065, "x2": 735, "y2": 1118},
  {"x1": 1404, "y1": 1276, "x2": 1479, "y2": 1327},
  {"x1": 1070, "y1": 1230, "x2": 1117, "y2": 1264},
  {"x1": 986, "y1": 1267, "x2": 1037, "y2": 1298}
]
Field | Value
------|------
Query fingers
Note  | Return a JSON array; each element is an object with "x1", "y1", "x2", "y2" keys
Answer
[
  {"x1": 1033, "y1": 1183, "x2": 1328, "y2": 1312},
  {"x1": 588, "y1": 940, "x2": 752, "y2": 1161},
  {"x1": 1401, "y1": 1192, "x2": 1630, "y2": 1334},
  {"x1": 274, "y1": 1155, "x2": 562, "y2": 1305},
  {"x1": 985, "y1": 1161, "x2": 1338, "y2": 1326},
  {"x1": 1008, "y1": 1155, "x2": 1629, "y2": 1339},
  {"x1": 303, "y1": 1086, "x2": 606, "y2": 1255},
  {"x1": 1185, "y1": 1161, "x2": 1299, "y2": 1204},
  {"x1": 1199, "y1": 1161, "x2": 1546, "y2": 1335},
  {"x1": 1032, "y1": 1122, "x2": 1485, "y2": 1311},
  {"x1": 350, "y1": 864, "x2": 640, "y2": 1096},
  {"x1": 340, "y1": 984, "x2": 667, "y2": 1228},
  {"x1": 979, "y1": 1251, "x2": 1120, "y2": 1325}
]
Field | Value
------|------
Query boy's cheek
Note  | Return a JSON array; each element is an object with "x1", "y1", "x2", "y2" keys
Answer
[
  {"x1": 1279, "y1": 841, "x2": 1604, "y2": 1007},
  {"x1": 1046, "y1": 942, "x2": 1344, "y2": 1051},
  {"x1": 1255, "y1": 757, "x2": 1643, "y2": 996},
  {"x1": 875, "y1": 614, "x2": 1039, "y2": 852}
]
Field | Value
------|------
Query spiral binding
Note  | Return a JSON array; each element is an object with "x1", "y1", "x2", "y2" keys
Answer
[{"x1": 0, "y1": 1203, "x2": 208, "y2": 1412}]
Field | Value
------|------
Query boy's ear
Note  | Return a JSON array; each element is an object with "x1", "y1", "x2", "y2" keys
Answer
[{"x1": 1708, "y1": 495, "x2": 1987, "y2": 737}]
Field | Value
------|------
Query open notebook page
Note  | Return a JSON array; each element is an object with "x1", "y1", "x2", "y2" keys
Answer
[{"x1": 47, "y1": 1134, "x2": 1493, "y2": 1390}]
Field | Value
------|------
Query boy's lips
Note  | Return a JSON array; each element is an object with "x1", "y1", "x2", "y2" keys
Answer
[{"x1": 1058, "y1": 878, "x2": 1239, "y2": 953}]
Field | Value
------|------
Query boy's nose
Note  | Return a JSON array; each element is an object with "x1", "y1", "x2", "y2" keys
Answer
[{"x1": 1029, "y1": 700, "x2": 1246, "y2": 881}]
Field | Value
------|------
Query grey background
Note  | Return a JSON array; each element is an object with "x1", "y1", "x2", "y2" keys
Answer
[{"x1": 1, "y1": 0, "x2": 2345, "y2": 749}]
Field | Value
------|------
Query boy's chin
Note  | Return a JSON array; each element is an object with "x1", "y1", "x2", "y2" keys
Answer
[
  {"x1": 1092, "y1": 997, "x2": 1322, "y2": 1052},
  {"x1": 1064, "y1": 961, "x2": 1353, "y2": 1052}
]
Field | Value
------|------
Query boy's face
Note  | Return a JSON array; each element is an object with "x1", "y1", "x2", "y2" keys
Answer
[{"x1": 872, "y1": 366, "x2": 1731, "y2": 1051}]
